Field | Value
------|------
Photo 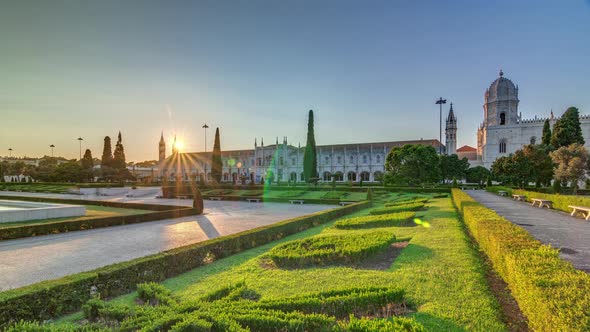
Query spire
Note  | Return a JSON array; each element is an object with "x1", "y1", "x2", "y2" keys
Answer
[
  {"x1": 261, "y1": 138, "x2": 264, "y2": 147},
  {"x1": 447, "y1": 103, "x2": 456, "y2": 122},
  {"x1": 159, "y1": 131, "x2": 165, "y2": 143},
  {"x1": 276, "y1": 136, "x2": 278, "y2": 145},
  {"x1": 255, "y1": 137, "x2": 257, "y2": 147}
]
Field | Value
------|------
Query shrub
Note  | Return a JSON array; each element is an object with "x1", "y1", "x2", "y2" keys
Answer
[
  {"x1": 432, "y1": 194, "x2": 447, "y2": 198},
  {"x1": 452, "y1": 189, "x2": 590, "y2": 331},
  {"x1": 345, "y1": 316, "x2": 425, "y2": 332},
  {"x1": 370, "y1": 203, "x2": 424, "y2": 215},
  {"x1": 82, "y1": 298, "x2": 106, "y2": 321},
  {"x1": 334, "y1": 212, "x2": 415, "y2": 229},
  {"x1": 384, "y1": 198, "x2": 428, "y2": 207},
  {"x1": 268, "y1": 232, "x2": 395, "y2": 267},
  {"x1": 512, "y1": 189, "x2": 590, "y2": 214},
  {"x1": 137, "y1": 282, "x2": 175, "y2": 306}
]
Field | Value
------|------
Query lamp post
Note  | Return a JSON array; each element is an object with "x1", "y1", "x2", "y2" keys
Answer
[
  {"x1": 435, "y1": 97, "x2": 447, "y2": 155},
  {"x1": 77, "y1": 137, "x2": 83, "y2": 160},
  {"x1": 237, "y1": 161, "x2": 242, "y2": 184},
  {"x1": 8, "y1": 148, "x2": 12, "y2": 158},
  {"x1": 202, "y1": 123, "x2": 209, "y2": 182},
  {"x1": 50, "y1": 144, "x2": 55, "y2": 157}
]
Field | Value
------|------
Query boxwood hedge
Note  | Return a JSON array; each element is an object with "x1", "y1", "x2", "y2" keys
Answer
[
  {"x1": 369, "y1": 202, "x2": 424, "y2": 215},
  {"x1": 334, "y1": 212, "x2": 416, "y2": 229},
  {"x1": 451, "y1": 189, "x2": 590, "y2": 331}
]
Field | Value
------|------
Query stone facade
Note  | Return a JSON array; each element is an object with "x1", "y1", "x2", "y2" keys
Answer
[{"x1": 159, "y1": 138, "x2": 444, "y2": 183}]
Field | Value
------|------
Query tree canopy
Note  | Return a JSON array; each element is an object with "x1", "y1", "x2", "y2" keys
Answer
[
  {"x1": 466, "y1": 166, "x2": 491, "y2": 187},
  {"x1": 491, "y1": 145, "x2": 554, "y2": 187},
  {"x1": 439, "y1": 154, "x2": 469, "y2": 183},
  {"x1": 551, "y1": 107, "x2": 584, "y2": 149},
  {"x1": 384, "y1": 144, "x2": 440, "y2": 185},
  {"x1": 550, "y1": 143, "x2": 589, "y2": 194}
]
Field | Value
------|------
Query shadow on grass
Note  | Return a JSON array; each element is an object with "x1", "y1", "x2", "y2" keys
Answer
[
  {"x1": 411, "y1": 312, "x2": 469, "y2": 332},
  {"x1": 388, "y1": 243, "x2": 435, "y2": 271}
]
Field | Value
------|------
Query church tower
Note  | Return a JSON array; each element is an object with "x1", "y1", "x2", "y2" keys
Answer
[
  {"x1": 445, "y1": 103, "x2": 457, "y2": 155},
  {"x1": 158, "y1": 132, "x2": 166, "y2": 162},
  {"x1": 483, "y1": 70, "x2": 519, "y2": 126}
]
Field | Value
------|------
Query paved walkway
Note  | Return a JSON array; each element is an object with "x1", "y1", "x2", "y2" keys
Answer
[
  {"x1": 467, "y1": 190, "x2": 590, "y2": 272},
  {"x1": 0, "y1": 200, "x2": 332, "y2": 291}
]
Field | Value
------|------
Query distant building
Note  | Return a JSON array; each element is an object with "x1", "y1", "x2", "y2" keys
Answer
[
  {"x1": 158, "y1": 136, "x2": 444, "y2": 184},
  {"x1": 456, "y1": 145, "x2": 477, "y2": 161}
]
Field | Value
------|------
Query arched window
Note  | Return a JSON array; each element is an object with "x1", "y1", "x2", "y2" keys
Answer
[
  {"x1": 323, "y1": 171, "x2": 332, "y2": 181},
  {"x1": 363, "y1": 155, "x2": 368, "y2": 164},
  {"x1": 300, "y1": 172, "x2": 305, "y2": 181},
  {"x1": 347, "y1": 172, "x2": 357, "y2": 181},
  {"x1": 337, "y1": 156, "x2": 342, "y2": 164},
  {"x1": 291, "y1": 158, "x2": 296, "y2": 166},
  {"x1": 376, "y1": 155, "x2": 381, "y2": 164},
  {"x1": 223, "y1": 173, "x2": 230, "y2": 181},
  {"x1": 334, "y1": 172, "x2": 343, "y2": 181},
  {"x1": 325, "y1": 156, "x2": 329, "y2": 164},
  {"x1": 530, "y1": 136, "x2": 536, "y2": 145},
  {"x1": 290, "y1": 172, "x2": 297, "y2": 181},
  {"x1": 279, "y1": 157, "x2": 284, "y2": 166},
  {"x1": 499, "y1": 139, "x2": 507, "y2": 154},
  {"x1": 360, "y1": 171, "x2": 370, "y2": 181},
  {"x1": 500, "y1": 112, "x2": 506, "y2": 125}
]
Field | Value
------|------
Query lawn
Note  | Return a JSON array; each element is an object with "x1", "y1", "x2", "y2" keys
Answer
[
  {"x1": 0, "y1": 183, "x2": 75, "y2": 194},
  {"x1": 55, "y1": 194, "x2": 505, "y2": 331},
  {"x1": 0, "y1": 205, "x2": 148, "y2": 229}
]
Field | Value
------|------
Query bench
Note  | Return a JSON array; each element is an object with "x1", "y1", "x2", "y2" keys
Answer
[
  {"x1": 289, "y1": 200, "x2": 304, "y2": 205},
  {"x1": 176, "y1": 195, "x2": 188, "y2": 199},
  {"x1": 246, "y1": 198, "x2": 261, "y2": 203},
  {"x1": 339, "y1": 201, "x2": 355, "y2": 206},
  {"x1": 512, "y1": 194, "x2": 526, "y2": 202},
  {"x1": 209, "y1": 196, "x2": 223, "y2": 201},
  {"x1": 498, "y1": 191, "x2": 508, "y2": 197},
  {"x1": 531, "y1": 198, "x2": 552, "y2": 209},
  {"x1": 569, "y1": 205, "x2": 590, "y2": 220}
]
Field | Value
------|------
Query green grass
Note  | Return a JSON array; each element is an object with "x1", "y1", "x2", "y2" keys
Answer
[
  {"x1": 0, "y1": 183, "x2": 75, "y2": 194},
  {"x1": 0, "y1": 205, "x2": 148, "y2": 228},
  {"x1": 55, "y1": 196, "x2": 505, "y2": 331}
]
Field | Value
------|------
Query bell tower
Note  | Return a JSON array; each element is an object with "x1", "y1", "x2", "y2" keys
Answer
[
  {"x1": 158, "y1": 132, "x2": 166, "y2": 162},
  {"x1": 445, "y1": 103, "x2": 457, "y2": 155}
]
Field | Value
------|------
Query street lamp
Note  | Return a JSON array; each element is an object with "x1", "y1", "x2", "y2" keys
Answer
[
  {"x1": 50, "y1": 144, "x2": 55, "y2": 157},
  {"x1": 202, "y1": 123, "x2": 209, "y2": 182},
  {"x1": 237, "y1": 162, "x2": 242, "y2": 184},
  {"x1": 8, "y1": 148, "x2": 12, "y2": 158},
  {"x1": 435, "y1": 97, "x2": 447, "y2": 155},
  {"x1": 77, "y1": 137, "x2": 83, "y2": 160}
]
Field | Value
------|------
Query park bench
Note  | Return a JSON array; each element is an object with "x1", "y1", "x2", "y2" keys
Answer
[
  {"x1": 339, "y1": 201, "x2": 355, "y2": 206},
  {"x1": 246, "y1": 198, "x2": 261, "y2": 203},
  {"x1": 512, "y1": 194, "x2": 526, "y2": 201},
  {"x1": 498, "y1": 191, "x2": 508, "y2": 196},
  {"x1": 568, "y1": 205, "x2": 590, "y2": 220},
  {"x1": 531, "y1": 198, "x2": 552, "y2": 209},
  {"x1": 176, "y1": 195, "x2": 188, "y2": 199},
  {"x1": 209, "y1": 197, "x2": 223, "y2": 201},
  {"x1": 289, "y1": 200, "x2": 305, "y2": 205}
]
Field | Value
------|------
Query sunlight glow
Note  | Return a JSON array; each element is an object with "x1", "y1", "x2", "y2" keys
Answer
[{"x1": 174, "y1": 140, "x2": 185, "y2": 152}]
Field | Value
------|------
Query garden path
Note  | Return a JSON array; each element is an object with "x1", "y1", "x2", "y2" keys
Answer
[{"x1": 467, "y1": 190, "x2": 590, "y2": 272}]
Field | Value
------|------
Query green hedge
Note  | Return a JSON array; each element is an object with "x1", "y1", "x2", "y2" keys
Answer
[
  {"x1": 369, "y1": 202, "x2": 424, "y2": 215},
  {"x1": 512, "y1": 189, "x2": 590, "y2": 214},
  {"x1": 451, "y1": 189, "x2": 590, "y2": 331},
  {"x1": 0, "y1": 201, "x2": 370, "y2": 327},
  {"x1": 334, "y1": 212, "x2": 416, "y2": 229},
  {"x1": 267, "y1": 231, "x2": 395, "y2": 268},
  {"x1": 384, "y1": 198, "x2": 429, "y2": 207}
]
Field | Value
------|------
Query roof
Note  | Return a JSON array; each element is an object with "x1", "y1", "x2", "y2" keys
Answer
[{"x1": 456, "y1": 145, "x2": 477, "y2": 152}]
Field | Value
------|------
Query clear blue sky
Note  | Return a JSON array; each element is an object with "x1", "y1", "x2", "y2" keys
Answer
[{"x1": 1, "y1": 0, "x2": 589, "y2": 161}]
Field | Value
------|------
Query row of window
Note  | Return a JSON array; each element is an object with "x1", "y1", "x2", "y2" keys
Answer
[
  {"x1": 228, "y1": 154, "x2": 384, "y2": 167},
  {"x1": 498, "y1": 136, "x2": 537, "y2": 154}
]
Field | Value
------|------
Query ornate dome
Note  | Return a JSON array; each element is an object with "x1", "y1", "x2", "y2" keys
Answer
[{"x1": 485, "y1": 70, "x2": 519, "y2": 103}]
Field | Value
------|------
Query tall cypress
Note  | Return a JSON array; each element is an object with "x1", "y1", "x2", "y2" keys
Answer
[
  {"x1": 303, "y1": 110, "x2": 318, "y2": 182},
  {"x1": 551, "y1": 107, "x2": 585, "y2": 148},
  {"x1": 211, "y1": 127, "x2": 222, "y2": 183},
  {"x1": 113, "y1": 131, "x2": 126, "y2": 169},
  {"x1": 101, "y1": 136, "x2": 113, "y2": 168},
  {"x1": 541, "y1": 119, "x2": 552, "y2": 146},
  {"x1": 81, "y1": 149, "x2": 94, "y2": 169}
]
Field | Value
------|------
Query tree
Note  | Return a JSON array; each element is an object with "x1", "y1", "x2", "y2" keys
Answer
[
  {"x1": 550, "y1": 143, "x2": 589, "y2": 194},
  {"x1": 466, "y1": 166, "x2": 491, "y2": 187},
  {"x1": 303, "y1": 110, "x2": 318, "y2": 182},
  {"x1": 210, "y1": 127, "x2": 222, "y2": 183},
  {"x1": 491, "y1": 145, "x2": 554, "y2": 187},
  {"x1": 101, "y1": 136, "x2": 113, "y2": 168},
  {"x1": 551, "y1": 107, "x2": 585, "y2": 149},
  {"x1": 113, "y1": 131, "x2": 126, "y2": 169},
  {"x1": 542, "y1": 119, "x2": 552, "y2": 147},
  {"x1": 522, "y1": 144, "x2": 554, "y2": 187},
  {"x1": 81, "y1": 149, "x2": 94, "y2": 169},
  {"x1": 53, "y1": 160, "x2": 85, "y2": 183},
  {"x1": 384, "y1": 144, "x2": 441, "y2": 185},
  {"x1": 439, "y1": 154, "x2": 469, "y2": 183}
]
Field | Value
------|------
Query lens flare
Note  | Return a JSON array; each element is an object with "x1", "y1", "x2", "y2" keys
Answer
[{"x1": 413, "y1": 218, "x2": 431, "y2": 228}]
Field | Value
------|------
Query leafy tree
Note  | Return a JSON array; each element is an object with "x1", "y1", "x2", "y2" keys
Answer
[
  {"x1": 439, "y1": 154, "x2": 469, "y2": 183},
  {"x1": 466, "y1": 166, "x2": 491, "y2": 187},
  {"x1": 303, "y1": 110, "x2": 318, "y2": 182},
  {"x1": 113, "y1": 131, "x2": 126, "y2": 169},
  {"x1": 550, "y1": 143, "x2": 589, "y2": 194},
  {"x1": 210, "y1": 127, "x2": 222, "y2": 183},
  {"x1": 53, "y1": 160, "x2": 85, "y2": 182},
  {"x1": 491, "y1": 145, "x2": 554, "y2": 187},
  {"x1": 522, "y1": 144, "x2": 554, "y2": 187},
  {"x1": 551, "y1": 107, "x2": 585, "y2": 149},
  {"x1": 101, "y1": 136, "x2": 113, "y2": 168},
  {"x1": 542, "y1": 119, "x2": 552, "y2": 147},
  {"x1": 384, "y1": 144, "x2": 441, "y2": 185},
  {"x1": 81, "y1": 149, "x2": 94, "y2": 169}
]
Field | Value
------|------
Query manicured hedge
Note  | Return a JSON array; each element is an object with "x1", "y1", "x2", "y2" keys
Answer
[
  {"x1": 512, "y1": 189, "x2": 590, "y2": 214},
  {"x1": 267, "y1": 231, "x2": 395, "y2": 268},
  {"x1": 0, "y1": 201, "x2": 370, "y2": 327},
  {"x1": 334, "y1": 212, "x2": 416, "y2": 229},
  {"x1": 451, "y1": 189, "x2": 590, "y2": 331},
  {"x1": 370, "y1": 202, "x2": 424, "y2": 215},
  {"x1": 384, "y1": 198, "x2": 429, "y2": 207}
]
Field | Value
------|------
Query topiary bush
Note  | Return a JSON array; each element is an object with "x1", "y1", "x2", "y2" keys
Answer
[
  {"x1": 267, "y1": 232, "x2": 395, "y2": 268},
  {"x1": 334, "y1": 212, "x2": 416, "y2": 229},
  {"x1": 370, "y1": 203, "x2": 424, "y2": 215}
]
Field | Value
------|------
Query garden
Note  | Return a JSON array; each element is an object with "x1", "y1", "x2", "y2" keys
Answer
[{"x1": 3, "y1": 192, "x2": 509, "y2": 331}]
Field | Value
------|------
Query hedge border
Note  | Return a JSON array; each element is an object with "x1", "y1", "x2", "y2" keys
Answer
[
  {"x1": 451, "y1": 189, "x2": 590, "y2": 331},
  {"x1": 0, "y1": 200, "x2": 370, "y2": 326},
  {"x1": 0, "y1": 195, "x2": 198, "y2": 241}
]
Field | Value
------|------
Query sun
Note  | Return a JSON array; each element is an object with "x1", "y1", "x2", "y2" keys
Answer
[{"x1": 174, "y1": 140, "x2": 184, "y2": 152}]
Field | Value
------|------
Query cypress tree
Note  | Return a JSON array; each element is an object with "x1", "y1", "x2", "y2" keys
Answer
[
  {"x1": 113, "y1": 131, "x2": 126, "y2": 169},
  {"x1": 303, "y1": 110, "x2": 318, "y2": 182},
  {"x1": 81, "y1": 149, "x2": 94, "y2": 169},
  {"x1": 551, "y1": 107, "x2": 585, "y2": 149},
  {"x1": 101, "y1": 136, "x2": 113, "y2": 168},
  {"x1": 211, "y1": 127, "x2": 222, "y2": 183},
  {"x1": 541, "y1": 119, "x2": 552, "y2": 146}
]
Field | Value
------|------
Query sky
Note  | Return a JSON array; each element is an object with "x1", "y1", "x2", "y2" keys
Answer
[{"x1": 1, "y1": 0, "x2": 590, "y2": 161}]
